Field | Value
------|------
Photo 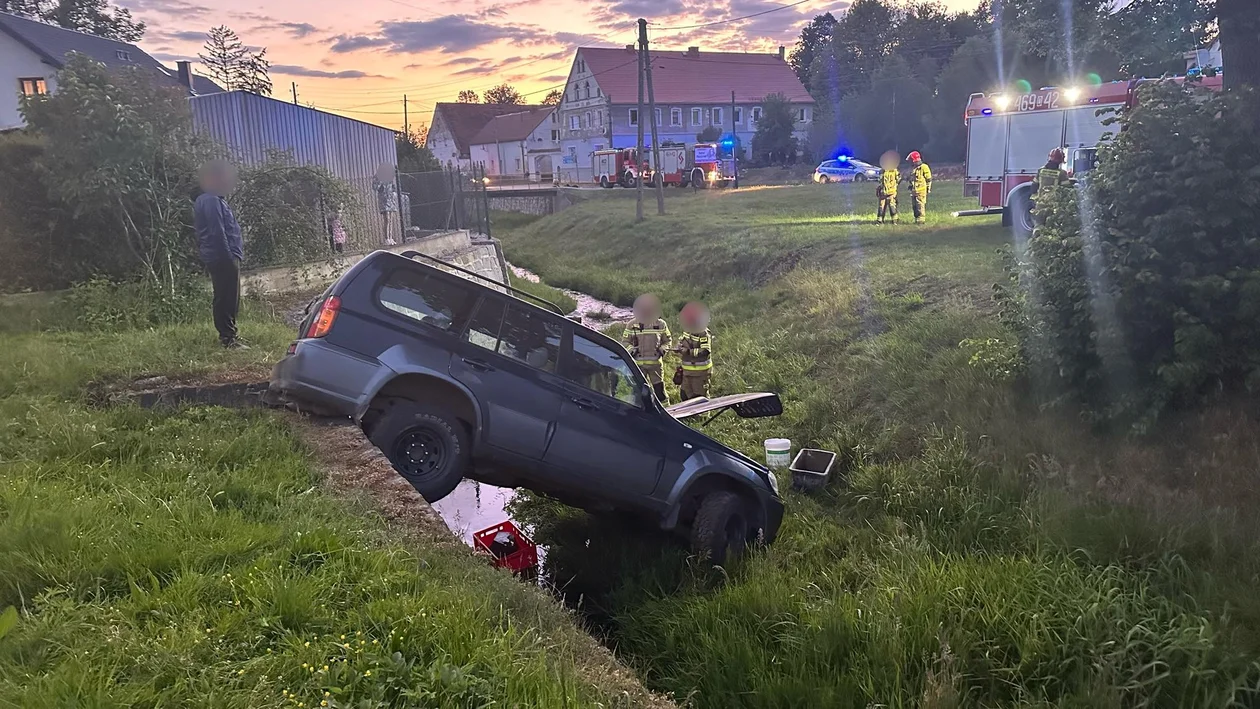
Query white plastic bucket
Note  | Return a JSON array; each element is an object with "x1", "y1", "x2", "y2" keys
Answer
[{"x1": 764, "y1": 438, "x2": 792, "y2": 469}]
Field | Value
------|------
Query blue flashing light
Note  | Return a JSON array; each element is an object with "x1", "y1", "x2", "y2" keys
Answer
[
  {"x1": 836, "y1": 154, "x2": 849, "y2": 161},
  {"x1": 981, "y1": 108, "x2": 993, "y2": 115}
]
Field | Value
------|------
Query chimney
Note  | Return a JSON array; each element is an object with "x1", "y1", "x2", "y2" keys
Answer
[
  {"x1": 777, "y1": 46, "x2": 785, "y2": 60},
  {"x1": 625, "y1": 44, "x2": 634, "y2": 52},
  {"x1": 687, "y1": 46, "x2": 699, "y2": 57},
  {"x1": 176, "y1": 60, "x2": 193, "y2": 91}
]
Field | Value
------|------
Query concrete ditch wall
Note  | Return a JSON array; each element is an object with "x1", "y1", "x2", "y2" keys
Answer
[
  {"x1": 486, "y1": 193, "x2": 556, "y2": 216},
  {"x1": 240, "y1": 230, "x2": 508, "y2": 294}
]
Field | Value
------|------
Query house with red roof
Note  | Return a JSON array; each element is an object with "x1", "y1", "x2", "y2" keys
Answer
[
  {"x1": 554, "y1": 45, "x2": 814, "y2": 184},
  {"x1": 425, "y1": 102, "x2": 547, "y2": 170},
  {"x1": 468, "y1": 106, "x2": 560, "y2": 180}
]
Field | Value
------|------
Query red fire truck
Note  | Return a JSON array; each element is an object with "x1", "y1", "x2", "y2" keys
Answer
[
  {"x1": 959, "y1": 75, "x2": 1223, "y2": 233},
  {"x1": 592, "y1": 147, "x2": 651, "y2": 188},
  {"x1": 689, "y1": 143, "x2": 735, "y2": 188},
  {"x1": 654, "y1": 142, "x2": 689, "y2": 187}
]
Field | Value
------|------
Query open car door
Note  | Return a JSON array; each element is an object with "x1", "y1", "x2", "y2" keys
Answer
[{"x1": 666, "y1": 392, "x2": 782, "y2": 425}]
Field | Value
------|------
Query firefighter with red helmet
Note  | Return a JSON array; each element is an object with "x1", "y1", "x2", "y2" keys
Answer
[
  {"x1": 1034, "y1": 147, "x2": 1073, "y2": 225},
  {"x1": 903, "y1": 151, "x2": 932, "y2": 224}
]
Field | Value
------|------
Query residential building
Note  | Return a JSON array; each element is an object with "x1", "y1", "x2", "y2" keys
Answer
[
  {"x1": 1184, "y1": 40, "x2": 1223, "y2": 72},
  {"x1": 554, "y1": 45, "x2": 814, "y2": 184},
  {"x1": 0, "y1": 10, "x2": 219, "y2": 130},
  {"x1": 468, "y1": 106, "x2": 559, "y2": 180},
  {"x1": 425, "y1": 102, "x2": 544, "y2": 170}
]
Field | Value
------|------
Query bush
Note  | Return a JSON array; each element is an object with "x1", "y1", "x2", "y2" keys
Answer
[
  {"x1": 232, "y1": 153, "x2": 358, "y2": 268},
  {"x1": 62, "y1": 277, "x2": 206, "y2": 331},
  {"x1": 1001, "y1": 81, "x2": 1260, "y2": 430}
]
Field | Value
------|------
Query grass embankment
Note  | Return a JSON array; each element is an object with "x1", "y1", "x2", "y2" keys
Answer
[
  {"x1": 496, "y1": 184, "x2": 1260, "y2": 707},
  {"x1": 0, "y1": 299, "x2": 665, "y2": 707},
  {"x1": 508, "y1": 272, "x2": 578, "y2": 315}
]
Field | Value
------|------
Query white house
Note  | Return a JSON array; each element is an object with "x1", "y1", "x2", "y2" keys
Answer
[
  {"x1": 468, "y1": 106, "x2": 559, "y2": 179},
  {"x1": 425, "y1": 102, "x2": 544, "y2": 170},
  {"x1": 0, "y1": 10, "x2": 219, "y2": 130}
]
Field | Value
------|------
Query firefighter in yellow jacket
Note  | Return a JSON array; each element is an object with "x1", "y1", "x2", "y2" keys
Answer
[
  {"x1": 675, "y1": 301, "x2": 712, "y2": 401},
  {"x1": 876, "y1": 163, "x2": 900, "y2": 224},
  {"x1": 622, "y1": 294, "x2": 671, "y2": 402},
  {"x1": 904, "y1": 151, "x2": 932, "y2": 224}
]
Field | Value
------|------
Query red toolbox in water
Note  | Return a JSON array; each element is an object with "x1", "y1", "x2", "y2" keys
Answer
[{"x1": 473, "y1": 521, "x2": 539, "y2": 573}]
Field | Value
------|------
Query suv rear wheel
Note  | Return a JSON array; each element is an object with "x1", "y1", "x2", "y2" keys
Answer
[
  {"x1": 691, "y1": 490, "x2": 754, "y2": 565},
  {"x1": 371, "y1": 401, "x2": 469, "y2": 502}
]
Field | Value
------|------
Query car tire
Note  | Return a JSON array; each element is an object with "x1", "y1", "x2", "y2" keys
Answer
[
  {"x1": 691, "y1": 490, "x2": 752, "y2": 565},
  {"x1": 1009, "y1": 186, "x2": 1034, "y2": 239},
  {"x1": 600, "y1": 175, "x2": 610, "y2": 189},
  {"x1": 855, "y1": 174, "x2": 868, "y2": 183},
  {"x1": 691, "y1": 168, "x2": 706, "y2": 189},
  {"x1": 819, "y1": 175, "x2": 830, "y2": 184},
  {"x1": 371, "y1": 400, "x2": 469, "y2": 503}
]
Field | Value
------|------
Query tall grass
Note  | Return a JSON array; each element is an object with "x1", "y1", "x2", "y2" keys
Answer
[
  {"x1": 0, "y1": 309, "x2": 662, "y2": 707},
  {"x1": 499, "y1": 182, "x2": 1260, "y2": 707}
]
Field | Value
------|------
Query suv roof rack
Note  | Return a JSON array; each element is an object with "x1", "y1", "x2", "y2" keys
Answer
[{"x1": 399, "y1": 250, "x2": 568, "y2": 316}]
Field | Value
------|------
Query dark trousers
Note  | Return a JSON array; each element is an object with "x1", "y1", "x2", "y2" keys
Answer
[
  {"x1": 878, "y1": 195, "x2": 898, "y2": 222},
  {"x1": 207, "y1": 258, "x2": 241, "y2": 344}
]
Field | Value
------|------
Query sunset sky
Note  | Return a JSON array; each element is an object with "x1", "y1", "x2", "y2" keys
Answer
[{"x1": 118, "y1": 0, "x2": 984, "y2": 132}]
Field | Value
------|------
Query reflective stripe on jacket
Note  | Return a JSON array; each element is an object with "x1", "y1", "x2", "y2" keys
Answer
[
  {"x1": 679, "y1": 329, "x2": 712, "y2": 371},
  {"x1": 908, "y1": 163, "x2": 932, "y2": 195},
  {"x1": 1036, "y1": 164, "x2": 1070, "y2": 196},
  {"x1": 623, "y1": 319, "x2": 671, "y2": 365}
]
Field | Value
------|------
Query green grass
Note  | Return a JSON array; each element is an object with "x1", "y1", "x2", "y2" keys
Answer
[
  {"x1": 0, "y1": 298, "x2": 660, "y2": 707},
  {"x1": 497, "y1": 182, "x2": 1260, "y2": 707}
]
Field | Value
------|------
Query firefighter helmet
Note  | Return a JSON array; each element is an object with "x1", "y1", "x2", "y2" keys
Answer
[
  {"x1": 907, "y1": 151, "x2": 922, "y2": 163},
  {"x1": 1049, "y1": 147, "x2": 1066, "y2": 163}
]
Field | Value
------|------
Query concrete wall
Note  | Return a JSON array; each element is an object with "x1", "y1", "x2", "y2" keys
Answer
[
  {"x1": 241, "y1": 229, "x2": 508, "y2": 295},
  {"x1": 487, "y1": 193, "x2": 555, "y2": 216},
  {"x1": 0, "y1": 32, "x2": 57, "y2": 130}
]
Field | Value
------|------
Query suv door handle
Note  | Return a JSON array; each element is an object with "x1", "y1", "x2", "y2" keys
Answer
[
  {"x1": 569, "y1": 397, "x2": 596, "y2": 410},
  {"x1": 461, "y1": 357, "x2": 494, "y2": 372}
]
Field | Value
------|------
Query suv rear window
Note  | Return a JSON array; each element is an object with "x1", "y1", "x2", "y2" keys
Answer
[{"x1": 378, "y1": 269, "x2": 473, "y2": 332}]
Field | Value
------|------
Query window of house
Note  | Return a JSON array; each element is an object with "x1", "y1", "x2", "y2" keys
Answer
[
  {"x1": 628, "y1": 108, "x2": 638, "y2": 126},
  {"x1": 734, "y1": 107, "x2": 743, "y2": 124},
  {"x1": 796, "y1": 107, "x2": 810, "y2": 121},
  {"x1": 691, "y1": 107, "x2": 702, "y2": 125},
  {"x1": 596, "y1": 88, "x2": 601, "y2": 97},
  {"x1": 654, "y1": 108, "x2": 662, "y2": 126},
  {"x1": 583, "y1": 81, "x2": 590, "y2": 99},
  {"x1": 18, "y1": 78, "x2": 47, "y2": 96},
  {"x1": 569, "y1": 115, "x2": 579, "y2": 130},
  {"x1": 497, "y1": 303, "x2": 563, "y2": 373},
  {"x1": 115, "y1": 49, "x2": 130, "y2": 61},
  {"x1": 583, "y1": 112, "x2": 591, "y2": 128},
  {"x1": 751, "y1": 106, "x2": 762, "y2": 124},
  {"x1": 670, "y1": 107, "x2": 682, "y2": 126},
  {"x1": 712, "y1": 107, "x2": 723, "y2": 126},
  {"x1": 551, "y1": 129, "x2": 560, "y2": 141},
  {"x1": 566, "y1": 334, "x2": 643, "y2": 407},
  {"x1": 597, "y1": 110, "x2": 603, "y2": 127},
  {"x1": 514, "y1": 158, "x2": 522, "y2": 173},
  {"x1": 377, "y1": 268, "x2": 473, "y2": 332},
  {"x1": 551, "y1": 112, "x2": 558, "y2": 124}
]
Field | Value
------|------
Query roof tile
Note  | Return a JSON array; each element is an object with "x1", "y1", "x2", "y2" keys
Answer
[{"x1": 579, "y1": 46, "x2": 813, "y2": 105}]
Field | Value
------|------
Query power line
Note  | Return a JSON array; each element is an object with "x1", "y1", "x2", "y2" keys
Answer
[{"x1": 651, "y1": 0, "x2": 813, "y2": 31}]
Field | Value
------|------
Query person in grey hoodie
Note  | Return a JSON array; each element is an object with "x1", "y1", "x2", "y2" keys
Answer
[{"x1": 194, "y1": 160, "x2": 246, "y2": 348}]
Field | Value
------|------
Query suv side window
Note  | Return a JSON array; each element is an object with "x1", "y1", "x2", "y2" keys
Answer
[
  {"x1": 463, "y1": 296, "x2": 505, "y2": 351},
  {"x1": 378, "y1": 268, "x2": 473, "y2": 332},
  {"x1": 496, "y1": 303, "x2": 562, "y2": 373},
  {"x1": 566, "y1": 333, "x2": 642, "y2": 407}
]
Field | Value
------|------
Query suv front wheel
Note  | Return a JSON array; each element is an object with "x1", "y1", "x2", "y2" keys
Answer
[
  {"x1": 691, "y1": 490, "x2": 755, "y2": 565},
  {"x1": 371, "y1": 401, "x2": 469, "y2": 502}
]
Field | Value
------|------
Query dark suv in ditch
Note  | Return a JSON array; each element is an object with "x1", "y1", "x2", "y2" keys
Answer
[{"x1": 269, "y1": 250, "x2": 784, "y2": 562}]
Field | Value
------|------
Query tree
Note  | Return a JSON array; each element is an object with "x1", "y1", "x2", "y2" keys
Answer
[
  {"x1": 751, "y1": 93, "x2": 798, "y2": 164},
  {"x1": 20, "y1": 54, "x2": 213, "y2": 285},
  {"x1": 457, "y1": 90, "x2": 479, "y2": 103},
  {"x1": 788, "y1": 13, "x2": 837, "y2": 90},
  {"x1": 696, "y1": 125, "x2": 721, "y2": 143},
  {"x1": 199, "y1": 26, "x2": 272, "y2": 96},
  {"x1": 1218, "y1": 0, "x2": 1260, "y2": 92},
  {"x1": 482, "y1": 84, "x2": 522, "y2": 105},
  {"x1": 925, "y1": 36, "x2": 1004, "y2": 161},
  {"x1": 541, "y1": 89, "x2": 563, "y2": 106},
  {"x1": 838, "y1": 55, "x2": 931, "y2": 160},
  {"x1": 1, "y1": 0, "x2": 143, "y2": 41},
  {"x1": 1106, "y1": 0, "x2": 1213, "y2": 77},
  {"x1": 396, "y1": 128, "x2": 440, "y2": 173}
]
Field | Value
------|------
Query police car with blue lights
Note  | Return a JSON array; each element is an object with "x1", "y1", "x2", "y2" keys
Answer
[{"x1": 813, "y1": 156, "x2": 881, "y2": 183}]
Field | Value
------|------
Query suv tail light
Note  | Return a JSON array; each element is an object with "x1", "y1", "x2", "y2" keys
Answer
[{"x1": 305, "y1": 296, "x2": 341, "y2": 338}]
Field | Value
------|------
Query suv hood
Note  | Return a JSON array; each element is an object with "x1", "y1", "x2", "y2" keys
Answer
[{"x1": 666, "y1": 392, "x2": 782, "y2": 421}]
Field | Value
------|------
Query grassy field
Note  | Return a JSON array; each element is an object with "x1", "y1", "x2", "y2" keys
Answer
[
  {"x1": 0, "y1": 299, "x2": 666, "y2": 707},
  {"x1": 494, "y1": 183, "x2": 1260, "y2": 707}
]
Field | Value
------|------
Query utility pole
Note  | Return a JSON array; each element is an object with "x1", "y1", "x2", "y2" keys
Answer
[
  {"x1": 635, "y1": 18, "x2": 647, "y2": 223},
  {"x1": 403, "y1": 94, "x2": 409, "y2": 135},
  {"x1": 731, "y1": 90, "x2": 739, "y2": 189},
  {"x1": 291, "y1": 82, "x2": 298, "y2": 105},
  {"x1": 643, "y1": 20, "x2": 664, "y2": 215}
]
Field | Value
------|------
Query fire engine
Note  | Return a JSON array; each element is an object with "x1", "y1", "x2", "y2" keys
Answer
[
  {"x1": 592, "y1": 147, "x2": 651, "y2": 188},
  {"x1": 655, "y1": 142, "x2": 689, "y2": 187},
  {"x1": 959, "y1": 74, "x2": 1223, "y2": 233},
  {"x1": 689, "y1": 143, "x2": 735, "y2": 188}
]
